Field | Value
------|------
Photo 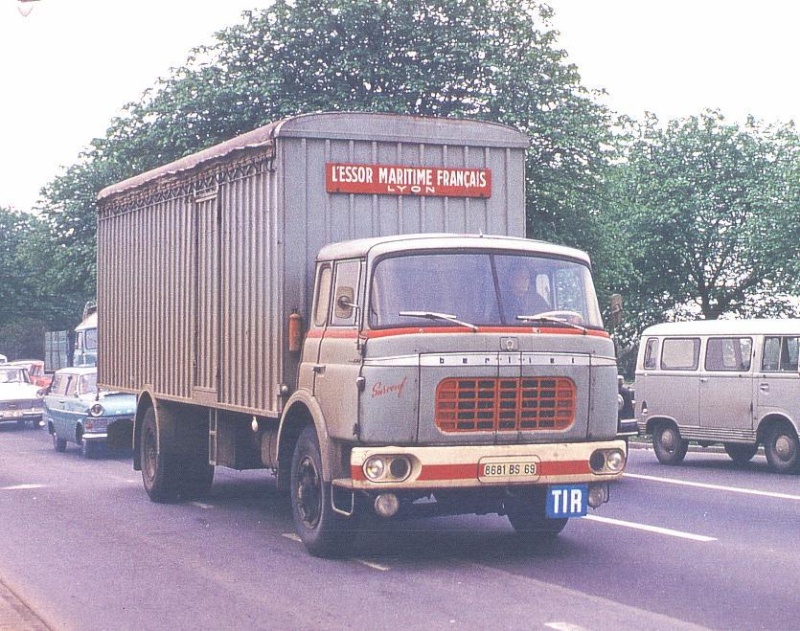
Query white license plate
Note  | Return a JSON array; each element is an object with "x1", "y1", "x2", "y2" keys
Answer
[
  {"x1": 479, "y1": 458, "x2": 538, "y2": 480},
  {"x1": 1, "y1": 410, "x2": 23, "y2": 419}
]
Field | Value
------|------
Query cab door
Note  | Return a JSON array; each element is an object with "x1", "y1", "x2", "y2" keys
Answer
[{"x1": 313, "y1": 259, "x2": 365, "y2": 441}]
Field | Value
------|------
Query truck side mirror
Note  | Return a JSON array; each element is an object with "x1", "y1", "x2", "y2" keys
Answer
[{"x1": 335, "y1": 287, "x2": 357, "y2": 320}]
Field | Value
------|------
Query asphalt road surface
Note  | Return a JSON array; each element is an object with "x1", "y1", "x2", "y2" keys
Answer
[{"x1": 1, "y1": 424, "x2": 798, "y2": 631}]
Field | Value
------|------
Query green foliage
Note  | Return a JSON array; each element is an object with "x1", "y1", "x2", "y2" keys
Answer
[{"x1": 606, "y1": 110, "x2": 800, "y2": 341}]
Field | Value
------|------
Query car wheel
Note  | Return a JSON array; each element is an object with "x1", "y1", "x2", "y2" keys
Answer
[
  {"x1": 652, "y1": 423, "x2": 688, "y2": 465},
  {"x1": 290, "y1": 426, "x2": 356, "y2": 558},
  {"x1": 763, "y1": 423, "x2": 800, "y2": 474},
  {"x1": 52, "y1": 433, "x2": 67, "y2": 453},
  {"x1": 723, "y1": 443, "x2": 758, "y2": 465}
]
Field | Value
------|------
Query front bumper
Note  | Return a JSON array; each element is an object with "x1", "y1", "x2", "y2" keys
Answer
[{"x1": 336, "y1": 440, "x2": 627, "y2": 491}]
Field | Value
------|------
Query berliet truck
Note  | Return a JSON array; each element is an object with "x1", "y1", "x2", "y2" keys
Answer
[{"x1": 96, "y1": 112, "x2": 626, "y2": 556}]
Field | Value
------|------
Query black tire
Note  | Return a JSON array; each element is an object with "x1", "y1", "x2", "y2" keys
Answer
[
  {"x1": 763, "y1": 423, "x2": 800, "y2": 474},
  {"x1": 723, "y1": 443, "x2": 758, "y2": 465},
  {"x1": 652, "y1": 423, "x2": 688, "y2": 465},
  {"x1": 52, "y1": 433, "x2": 67, "y2": 453},
  {"x1": 505, "y1": 488, "x2": 568, "y2": 539},
  {"x1": 140, "y1": 406, "x2": 180, "y2": 502},
  {"x1": 290, "y1": 426, "x2": 356, "y2": 557}
]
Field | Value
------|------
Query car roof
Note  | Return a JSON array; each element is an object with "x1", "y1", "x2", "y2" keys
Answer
[{"x1": 54, "y1": 366, "x2": 97, "y2": 376}]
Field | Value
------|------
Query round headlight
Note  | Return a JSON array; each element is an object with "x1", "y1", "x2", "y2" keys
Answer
[
  {"x1": 89, "y1": 403, "x2": 104, "y2": 417},
  {"x1": 606, "y1": 449, "x2": 625, "y2": 473},
  {"x1": 364, "y1": 457, "x2": 386, "y2": 481}
]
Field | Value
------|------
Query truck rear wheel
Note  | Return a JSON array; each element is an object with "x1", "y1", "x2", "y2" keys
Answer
[
  {"x1": 290, "y1": 426, "x2": 356, "y2": 557},
  {"x1": 140, "y1": 406, "x2": 179, "y2": 502}
]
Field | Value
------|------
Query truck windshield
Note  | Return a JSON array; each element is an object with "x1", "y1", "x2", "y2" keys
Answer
[{"x1": 369, "y1": 251, "x2": 603, "y2": 329}]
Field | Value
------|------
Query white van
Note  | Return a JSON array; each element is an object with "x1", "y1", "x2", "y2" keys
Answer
[{"x1": 635, "y1": 319, "x2": 800, "y2": 473}]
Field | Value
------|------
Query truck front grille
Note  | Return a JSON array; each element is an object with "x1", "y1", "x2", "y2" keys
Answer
[{"x1": 435, "y1": 377, "x2": 576, "y2": 432}]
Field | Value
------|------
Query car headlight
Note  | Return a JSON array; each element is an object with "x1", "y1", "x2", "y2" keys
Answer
[{"x1": 89, "y1": 403, "x2": 104, "y2": 417}]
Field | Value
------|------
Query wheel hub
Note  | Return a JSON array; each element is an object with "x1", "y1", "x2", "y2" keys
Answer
[
  {"x1": 297, "y1": 456, "x2": 322, "y2": 527},
  {"x1": 774, "y1": 435, "x2": 794, "y2": 461}
]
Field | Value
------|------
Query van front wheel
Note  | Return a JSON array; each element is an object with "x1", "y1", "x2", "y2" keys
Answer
[
  {"x1": 764, "y1": 424, "x2": 800, "y2": 474},
  {"x1": 653, "y1": 423, "x2": 688, "y2": 465}
]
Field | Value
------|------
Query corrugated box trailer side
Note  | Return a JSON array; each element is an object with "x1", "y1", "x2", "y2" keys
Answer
[{"x1": 96, "y1": 113, "x2": 528, "y2": 418}]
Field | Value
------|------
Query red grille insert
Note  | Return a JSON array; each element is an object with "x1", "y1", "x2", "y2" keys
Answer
[{"x1": 435, "y1": 377, "x2": 576, "y2": 432}]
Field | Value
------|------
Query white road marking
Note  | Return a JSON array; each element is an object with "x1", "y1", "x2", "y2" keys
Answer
[
  {"x1": 0, "y1": 484, "x2": 45, "y2": 490},
  {"x1": 625, "y1": 472, "x2": 800, "y2": 501},
  {"x1": 583, "y1": 514, "x2": 717, "y2": 542},
  {"x1": 355, "y1": 559, "x2": 391, "y2": 571},
  {"x1": 545, "y1": 623, "x2": 590, "y2": 631},
  {"x1": 189, "y1": 501, "x2": 214, "y2": 509},
  {"x1": 282, "y1": 533, "x2": 301, "y2": 542}
]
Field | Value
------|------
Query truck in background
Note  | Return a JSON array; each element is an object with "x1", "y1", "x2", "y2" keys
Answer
[
  {"x1": 96, "y1": 112, "x2": 626, "y2": 556},
  {"x1": 44, "y1": 301, "x2": 98, "y2": 372}
]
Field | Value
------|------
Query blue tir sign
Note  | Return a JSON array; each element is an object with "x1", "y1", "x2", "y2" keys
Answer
[{"x1": 547, "y1": 484, "x2": 588, "y2": 518}]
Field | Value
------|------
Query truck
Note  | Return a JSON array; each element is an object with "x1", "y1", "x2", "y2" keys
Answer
[
  {"x1": 96, "y1": 112, "x2": 626, "y2": 556},
  {"x1": 44, "y1": 301, "x2": 98, "y2": 372}
]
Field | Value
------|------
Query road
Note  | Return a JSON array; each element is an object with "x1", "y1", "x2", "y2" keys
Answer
[{"x1": 1, "y1": 423, "x2": 798, "y2": 630}]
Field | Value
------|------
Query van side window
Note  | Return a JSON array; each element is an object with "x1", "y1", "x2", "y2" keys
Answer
[
  {"x1": 643, "y1": 338, "x2": 659, "y2": 370},
  {"x1": 705, "y1": 337, "x2": 752, "y2": 372},
  {"x1": 660, "y1": 338, "x2": 699, "y2": 370},
  {"x1": 780, "y1": 337, "x2": 799, "y2": 371},
  {"x1": 764, "y1": 336, "x2": 800, "y2": 372}
]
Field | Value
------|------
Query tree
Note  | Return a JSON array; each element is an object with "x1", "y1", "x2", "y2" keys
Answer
[
  {"x1": 607, "y1": 110, "x2": 800, "y2": 336},
  {"x1": 37, "y1": 0, "x2": 616, "y2": 333}
]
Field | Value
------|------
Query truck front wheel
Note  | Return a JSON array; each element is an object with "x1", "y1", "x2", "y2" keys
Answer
[
  {"x1": 290, "y1": 426, "x2": 356, "y2": 557},
  {"x1": 140, "y1": 406, "x2": 179, "y2": 502},
  {"x1": 505, "y1": 489, "x2": 568, "y2": 540}
]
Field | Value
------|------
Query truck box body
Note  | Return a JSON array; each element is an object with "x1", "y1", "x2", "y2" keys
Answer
[{"x1": 97, "y1": 113, "x2": 527, "y2": 417}]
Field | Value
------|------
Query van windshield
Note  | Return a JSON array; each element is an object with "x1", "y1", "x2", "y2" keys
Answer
[{"x1": 368, "y1": 251, "x2": 603, "y2": 329}]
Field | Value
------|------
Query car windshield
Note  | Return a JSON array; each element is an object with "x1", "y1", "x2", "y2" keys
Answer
[
  {"x1": 0, "y1": 368, "x2": 30, "y2": 384},
  {"x1": 77, "y1": 373, "x2": 98, "y2": 396},
  {"x1": 368, "y1": 251, "x2": 603, "y2": 329}
]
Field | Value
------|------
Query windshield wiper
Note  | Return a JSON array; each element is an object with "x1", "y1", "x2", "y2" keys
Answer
[
  {"x1": 516, "y1": 311, "x2": 587, "y2": 333},
  {"x1": 399, "y1": 311, "x2": 478, "y2": 332}
]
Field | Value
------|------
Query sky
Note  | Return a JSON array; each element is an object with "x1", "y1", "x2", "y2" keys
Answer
[{"x1": 2, "y1": 0, "x2": 800, "y2": 212}]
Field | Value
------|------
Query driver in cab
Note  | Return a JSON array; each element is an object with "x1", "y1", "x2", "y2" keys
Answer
[{"x1": 504, "y1": 266, "x2": 549, "y2": 321}]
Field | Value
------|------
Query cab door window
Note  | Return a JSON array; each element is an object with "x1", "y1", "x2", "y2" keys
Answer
[
  {"x1": 762, "y1": 336, "x2": 800, "y2": 372},
  {"x1": 331, "y1": 259, "x2": 362, "y2": 327}
]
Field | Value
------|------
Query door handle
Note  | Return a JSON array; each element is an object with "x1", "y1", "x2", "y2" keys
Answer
[
  {"x1": 699, "y1": 377, "x2": 708, "y2": 383},
  {"x1": 760, "y1": 383, "x2": 769, "y2": 393},
  {"x1": 313, "y1": 365, "x2": 325, "y2": 375}
]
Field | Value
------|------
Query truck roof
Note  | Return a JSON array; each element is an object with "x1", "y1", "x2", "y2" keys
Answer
[
  {"x1": 316, "y1": 233, "x2": 591, "y2": 264},
  {"x1": 97, "y1": 112, "x2": 529, "y2": 202}
]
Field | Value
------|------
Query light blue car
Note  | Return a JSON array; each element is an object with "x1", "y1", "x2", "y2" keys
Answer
[{"x1": 44, "y1": 366, "x2": 135, "y2": 458}]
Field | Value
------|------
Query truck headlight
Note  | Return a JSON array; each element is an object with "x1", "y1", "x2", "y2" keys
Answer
[
  {"x1": 363, "y1": 455, "x2": 412, "y2": 482},
  {"x1": 589, "y1": 448, "x2": 626, "y2": 474},
  {"x1": 89, "y1": 403, "x2": 104, "y2": 417}
]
